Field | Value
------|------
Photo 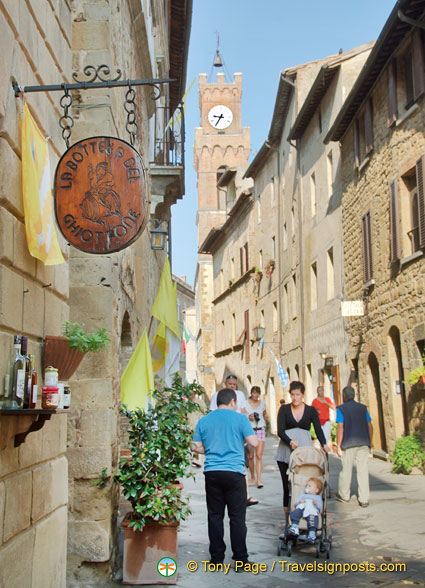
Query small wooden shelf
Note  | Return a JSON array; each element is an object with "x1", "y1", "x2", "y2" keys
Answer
[{"x1": 0, "y1": 409, "x2": 69, "y2": 451}]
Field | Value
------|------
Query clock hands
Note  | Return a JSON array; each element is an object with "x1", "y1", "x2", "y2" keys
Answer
[{"x1": 213, "y1": 113, "x2": 224, "y2": 126}]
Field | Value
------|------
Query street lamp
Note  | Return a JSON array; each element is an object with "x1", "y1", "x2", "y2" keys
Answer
[
  {"x1": 253, "y1": 326, "x2": 265, "y2": 340},
  {"x1": 319, "y1": 351, "x2": 328, "y2": 360},
  {"x1": 149, "y1": 219, "x2": 168, "y2": 250}
]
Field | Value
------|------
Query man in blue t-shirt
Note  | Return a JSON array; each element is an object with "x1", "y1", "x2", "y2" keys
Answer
[
  {"x1": 335, "y1": 386, "x2": 373, "y2": 507},
  {"x1": 192, "y1": 388, "x2": 258, "y2": 565}
]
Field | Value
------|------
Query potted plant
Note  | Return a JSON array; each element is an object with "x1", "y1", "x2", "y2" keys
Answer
[
  {"x1": 252, "y1": 266, "x2": 263, "y2": 285},
  {"x1": 116, "y1": 374, "x2": 204, "y2": 585},
  {"x1": 43, "y1": 321, "x2": 111, "y2": 380},
  {"x1": 390, "y1": 435, "x2": 425, "y2": 474},
  {"x1": 265, "y1": 259, "x2": 275, "y2": 278},
  {"x1": 406, "y1": 348, "x2": 425, "y2": 387}
]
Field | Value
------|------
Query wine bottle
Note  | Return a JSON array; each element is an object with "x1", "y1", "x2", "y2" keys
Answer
[
  {"x1": 29, "y1": 354, "x2": 37, "y2": 409},
  {"x1": 3, "y1": 335, "x2": 25, "y2": 409},
  {"x1": 21, "y1": 336, "x2": 31, "y2": 409}
]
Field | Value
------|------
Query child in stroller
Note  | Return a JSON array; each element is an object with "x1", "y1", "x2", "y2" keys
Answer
[{"x1": 277, "y1": 446, "x2": 332, "y2": 558}]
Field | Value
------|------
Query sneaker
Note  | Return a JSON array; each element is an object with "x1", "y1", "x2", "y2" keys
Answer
[
  {"x1": 288, "y1": 524, "x2": 299, "y2": 536},
  {"x1": 358, "y1": 501, "x2": 369, "y2": 507},
  {"x1": 307, "y1": 531, "x2": 316, "y2": 544},
  {"x1": 335, "y1": 492, "x2": 350, "y2": 503}
]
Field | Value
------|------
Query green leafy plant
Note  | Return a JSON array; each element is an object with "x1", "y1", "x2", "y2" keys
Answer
[
  {"x1": 331, "y1": 421, "x2": 337, "y2": 443},
  {"x1": 94, "y1": 468, "x2": 110, "y2": 489},
  {"x1": 63, "y1": 321, "x2": 111, "y2": 353},
  {"x1": 114, "y1": 374, "x2": 205, "y2": 531},
  {"x1": 390, "y1": 435, "x2": 425, "y2": 474},
  {"x1": 406, "y1": 366, "x2": 425, "y2": 386}
]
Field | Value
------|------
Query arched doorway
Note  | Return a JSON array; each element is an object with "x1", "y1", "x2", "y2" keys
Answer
[
  {"x1": 387, "y1": 327, "x2": 408, "y2": 438},
  {"x1": 366, "y1": 352, "x2": 387, "y2": 451}
]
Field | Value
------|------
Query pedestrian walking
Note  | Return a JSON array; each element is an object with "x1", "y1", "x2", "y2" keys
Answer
[
  {"x1": 312, "y1": 385, "x2": 335, "y2": 443},
  {"x1": 335, "y1": 386, "x2": 373, "y2": 507},
  {"x1": 192, "y1": 388, "x2": 259, "y2": 566},
  {"x1": 276, "y1": 381, "x2": 330, "y2": 518},
  {"x1": 245, "y1": 386, "x2": 267, "y2": 488},
  {"x1": 209, "y1": 374, "x2": 246, "y2": 412}
]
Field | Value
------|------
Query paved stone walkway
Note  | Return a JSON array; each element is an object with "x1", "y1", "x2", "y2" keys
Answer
[{"x1": 108, "y1": 436, "x2": 425, "y2": 587}]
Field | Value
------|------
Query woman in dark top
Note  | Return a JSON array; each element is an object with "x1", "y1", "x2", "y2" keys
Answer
[{"x1": 276, "y1": 381, "x2": 330, "y2": 513}]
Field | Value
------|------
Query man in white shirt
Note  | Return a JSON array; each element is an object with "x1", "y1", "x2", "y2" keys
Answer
[{"x1": 210, "y1": 375, "x2": 246, "y2": 412}]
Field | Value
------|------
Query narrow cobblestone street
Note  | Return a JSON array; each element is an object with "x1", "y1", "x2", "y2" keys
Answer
[
  {"x1": 173, "y1": 437, "x2": 425, "y2": 588},
  {"x1": 102, "y1": 436, "x2": 425, "y2": 588}
]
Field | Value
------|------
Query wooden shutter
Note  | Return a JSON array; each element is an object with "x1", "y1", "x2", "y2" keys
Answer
[
  {"x1": 389, "y1": 180, "x2": 401, "y2": 263},
  {"x1": 354, "y1": 119, "x2": 360, "y2": 168},
  {"x1": 417, "y1": 156, "x2": 425, "y2": 248},
  {"x1": 364, "y1": 99, "x2": 374, "y2": 155},
  {"x1": 244, "y1": 310, "x2": 250, "y2": 364},
  {"x1": 412, "y1": 29, "x2": 425, "y2": 100},
  {"x1": 387, "y1": 59, "x2": 398, "y2": 126},
  {"x1": 361, "y1": 211, "x2": 373, "y2": 283},
  {"x1": 240, "y1": 247, "x2": 244, "y2": 276},
  {"x1": 244, "y1": 242, "x2": 249, "y2": 273}
]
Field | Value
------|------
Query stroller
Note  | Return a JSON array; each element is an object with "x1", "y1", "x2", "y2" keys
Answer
[{"x1": 277, "y1": 446, "x2": 332, "y2": 558}]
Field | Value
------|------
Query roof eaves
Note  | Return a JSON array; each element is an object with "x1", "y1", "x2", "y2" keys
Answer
[{"x1": 325, "y1": 0, "x2": 424, "y2": 143}]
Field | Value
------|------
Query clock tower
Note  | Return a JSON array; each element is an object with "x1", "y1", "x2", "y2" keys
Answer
[{"x1": 194, "y1": 71, "x2": 250, "y2": 397}]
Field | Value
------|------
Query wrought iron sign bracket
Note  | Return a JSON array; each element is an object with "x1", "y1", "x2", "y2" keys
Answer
[{"x1": 12, "y1": 65, "x2": 175, "y2": 98}]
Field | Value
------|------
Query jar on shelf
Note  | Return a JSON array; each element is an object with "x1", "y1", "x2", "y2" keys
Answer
[
  {"x1": 42, "y1": 386, "x2": 59, "y2": 409},
  {"x1": 44, "y1": 366, "x2": 58, "y2": 386}
]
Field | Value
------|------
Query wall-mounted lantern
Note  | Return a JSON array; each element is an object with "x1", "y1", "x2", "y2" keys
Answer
[
  {"x1": 149, "y1": 219, "x2": 168, "y2": 250},
  {"x1": 253, "y1": 326, "x2": 265, "y2": 340}
]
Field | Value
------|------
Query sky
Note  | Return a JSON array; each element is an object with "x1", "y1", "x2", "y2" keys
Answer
[{"x1": 170, "y1": 0, "x2": 396, "y2": 287}]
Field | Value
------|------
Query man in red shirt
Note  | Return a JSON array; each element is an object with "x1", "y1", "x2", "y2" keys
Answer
[{"x1": 312, "y1": 385, "x2": 335, "y2": 443}]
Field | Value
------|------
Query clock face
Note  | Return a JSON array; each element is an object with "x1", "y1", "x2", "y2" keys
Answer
[{"x1": 207, "y1": 105, "x2": 233, "y2": 130}]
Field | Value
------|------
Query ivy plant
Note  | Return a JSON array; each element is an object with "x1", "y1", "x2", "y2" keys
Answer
[
  {"x1": 114, "y1": 374, "x2": 205, "y2": 530},
  {"x1": 390, "y1": 435, "x2": 425, "y2": 474},
  {"x1": 63, "y1": 321, "x2": 111, "y2": 353}
]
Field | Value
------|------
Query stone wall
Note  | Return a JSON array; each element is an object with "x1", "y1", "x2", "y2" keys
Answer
[
  {"x1": 0, "y1": 1, "x2": 72, "y2": 586},
  {"x1": 339, "y1": 44, "x2": 425, "y2": 452}
]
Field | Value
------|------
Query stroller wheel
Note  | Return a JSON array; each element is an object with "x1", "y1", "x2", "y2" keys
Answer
[
  {"x1": 315, "y1": 544, "x2": 321, "y2": 558},
  {"x1": 326, "y1": 547, "x2": 331, "y2": 559},
  {"x1": 320, "y1": 541, "x2": 326, "y2": 553},
  {"x1": 277, "y1": 541, "x2": 283, "y2": 557},
  {"x1": 286, "y1": 541, "x2": 292, "y2": 557}
]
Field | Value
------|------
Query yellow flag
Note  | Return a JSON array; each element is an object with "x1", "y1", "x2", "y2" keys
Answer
[
  {"x1": 151, "y1": 258, "x2": 181, "y2": 338},
  {"x1": 21, "y1": 103, "x2": 65, "y2": 265},
  {"x1": 151, "y1": 321, "x2": 180, "y2": 386},
  {"x1": 121, "y1": 330, "x2": 154, "y2": 410}
]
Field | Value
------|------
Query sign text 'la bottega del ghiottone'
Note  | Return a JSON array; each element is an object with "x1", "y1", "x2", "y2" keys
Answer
[{"x1": 54, "y1": 137, "x2": 147, "y2": 254}]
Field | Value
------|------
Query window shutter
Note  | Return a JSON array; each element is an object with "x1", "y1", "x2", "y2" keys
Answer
[
  {"x1": 361, "y1": 211, "x2": 373, "y2": 283},
  {"x1": 244, "y1": 242, "x2": 249, "y2": 273},
  {"x1": 364, "y1": 99, "x2": 374, "y2": 155},
  {"x1": 417, "y1": 156, "x2": 425, "y2": 248},
  {"x1": 240, "y1": 247, "x2": 244, "y2": 276},
  {"x1": 244, "y1": 310, "x2": 250, "y2": 364},
  {"x1": 412, "y1": 29, "x2": 425, "y2": 100},
  {"x1": 389, "y1": 181, "x2": 400, "y2": 263},
  {"x1": 387, "y1": 59, "x2": 398, "y2": 125},
  {"x1": 354, "y1": 119, "x2": 360, "y2": 168}
]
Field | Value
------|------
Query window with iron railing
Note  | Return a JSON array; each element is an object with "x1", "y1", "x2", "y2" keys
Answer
[{"x1": 151, "y1": 105, "x2": 184, "y2": 167}]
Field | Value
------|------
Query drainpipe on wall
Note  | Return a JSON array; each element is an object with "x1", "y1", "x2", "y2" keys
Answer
[{"x1": 295, "y1": 140, "x2": 306, "y2": 378}]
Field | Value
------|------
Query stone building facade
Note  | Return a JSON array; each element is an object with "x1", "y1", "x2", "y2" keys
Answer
[
  {"x1": 174, "y1": 274, "x2": 195, "y2": 381},
  {"x1": 0, "y1": 1, "x2": 191, "y2": 586},
  {"x1": 326, "y1": 0, "x2": 425, "y2": 453}
]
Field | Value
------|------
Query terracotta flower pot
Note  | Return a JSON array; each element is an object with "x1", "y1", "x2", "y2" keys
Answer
[
  {"x1": 43, "y1": 336, "x2": 85, "y2": 381},
  {"x1": 121, "y1": 515, "x2": 179, "y2": 585}
]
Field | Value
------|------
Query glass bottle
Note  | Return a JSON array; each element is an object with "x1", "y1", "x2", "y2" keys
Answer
[
  {"x1": 21, "y1": 336, "x2": 31, "y2": 409},
  {"x1": 3, "y1": 335, "x2": 25, "y2": 409},
  {"x1": 29, "y1": 354, "x2": 37, "y2": 409}
]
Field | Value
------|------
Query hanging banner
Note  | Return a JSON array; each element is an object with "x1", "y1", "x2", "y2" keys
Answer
[{"x1": 54, "y1": 137, "x2": 146, "y2": 254}]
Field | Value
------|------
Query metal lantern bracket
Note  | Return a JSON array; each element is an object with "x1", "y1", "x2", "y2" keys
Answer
[{"x1": 12, "y1": 65, "x2": 174, "y2": 147}]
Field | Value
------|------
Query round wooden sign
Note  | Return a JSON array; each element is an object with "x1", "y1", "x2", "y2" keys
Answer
[{"x1": 54, "y1": 137, "x2": 147, "y2": 254}]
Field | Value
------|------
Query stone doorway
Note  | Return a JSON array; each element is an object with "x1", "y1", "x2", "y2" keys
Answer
[
  {"x1": 387, "y1": 326, "x2": 408, "y2": 439},
  {"x1": 366, "y1": 352, "x2": 387, "y2": 452}
]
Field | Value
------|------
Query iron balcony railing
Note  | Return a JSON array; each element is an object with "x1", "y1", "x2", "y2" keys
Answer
[{"x1": 151, "y1": 105, "x2": 184, "y2": 168}]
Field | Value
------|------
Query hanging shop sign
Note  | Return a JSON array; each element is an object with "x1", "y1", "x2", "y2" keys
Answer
[{"x1": 54, "y1": 137, "x2": 147, "y2": 254}]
